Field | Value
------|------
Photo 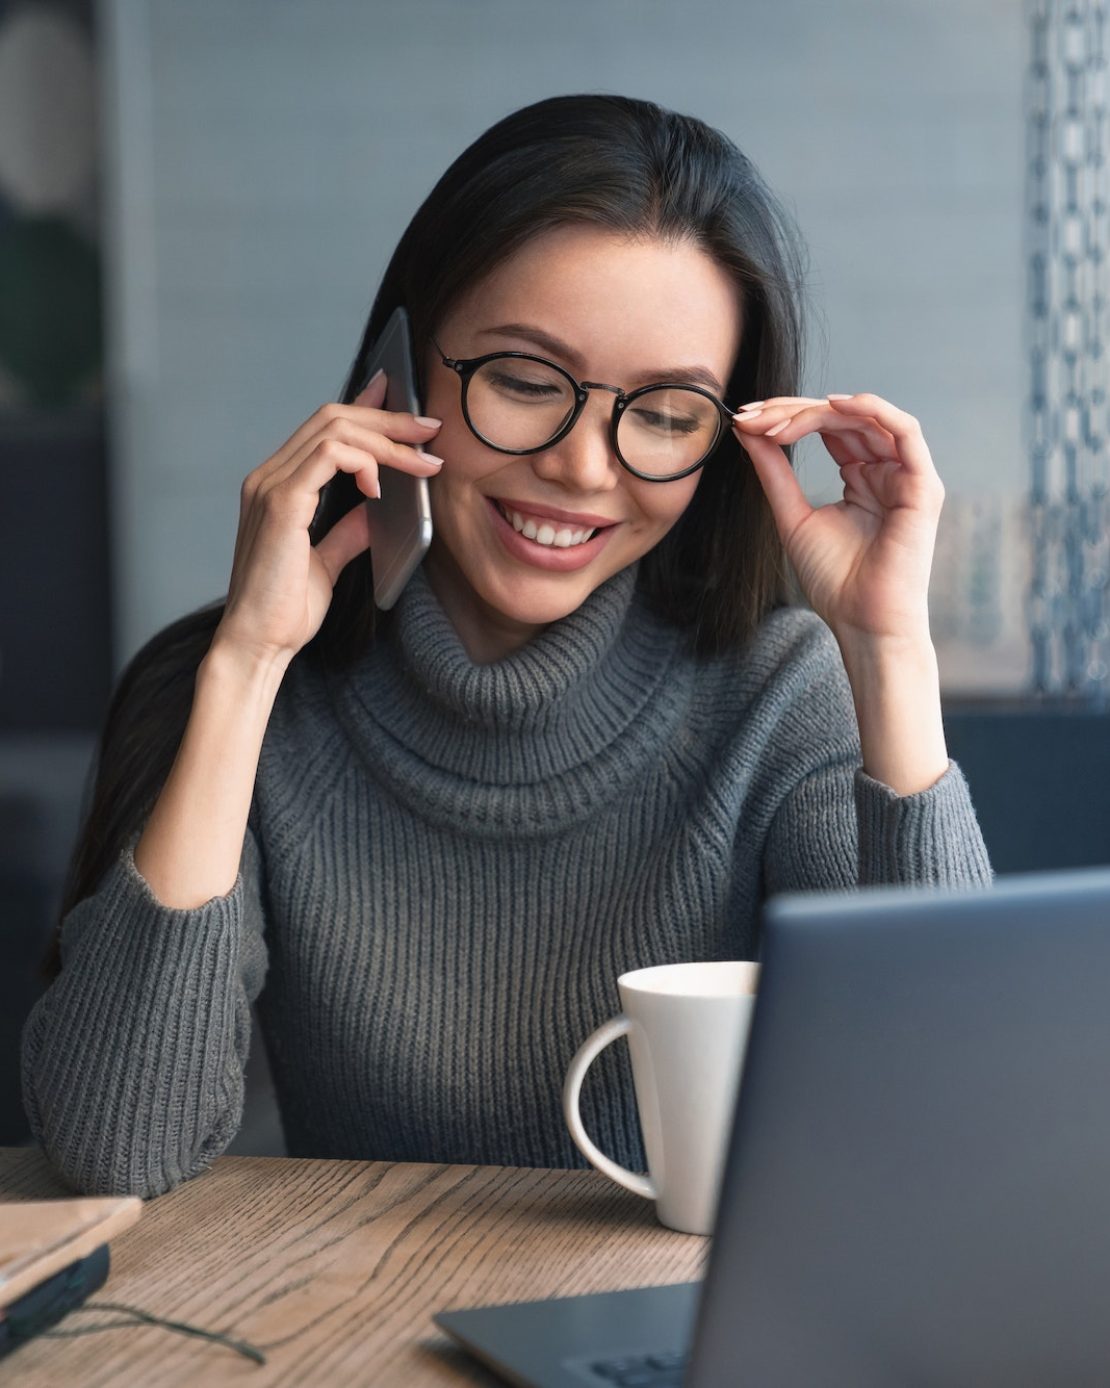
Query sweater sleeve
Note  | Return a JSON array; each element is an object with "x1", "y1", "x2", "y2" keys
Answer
[
  {"x1": 753, "y1": 611, "x2": 993, "y2": 895},
  {"x1": 20, "y1": 824, "x2": 269, "y2": 1199},
  {"x1": 764, "y1": 755, "x2": 994, "y2": 895}
]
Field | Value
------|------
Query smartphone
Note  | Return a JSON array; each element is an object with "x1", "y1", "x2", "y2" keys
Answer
[{"x1": 355, "y1": 306, "x2": 433, "y2": 609}]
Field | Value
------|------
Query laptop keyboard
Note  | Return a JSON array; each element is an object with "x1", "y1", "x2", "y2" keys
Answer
[{"x1": 587, "y1": 1348, "x2": 687, "y2": 1385}]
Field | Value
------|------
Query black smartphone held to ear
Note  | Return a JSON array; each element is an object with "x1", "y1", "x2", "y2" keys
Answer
[{"x1": 356, "y1": 306, "x2": 434, "y2": 609}]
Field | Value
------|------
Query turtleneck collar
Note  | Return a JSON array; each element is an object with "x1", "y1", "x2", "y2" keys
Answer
[{"x1": 325, "y1": 561, "x2": 693, "y2": 835}]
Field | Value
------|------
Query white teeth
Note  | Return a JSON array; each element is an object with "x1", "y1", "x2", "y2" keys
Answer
[{"x1": 505, "y1": 506, "x2": 596, "y2": 548}]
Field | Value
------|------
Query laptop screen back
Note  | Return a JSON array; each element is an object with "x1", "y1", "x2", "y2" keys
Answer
[{"x1": 687, "y1": 869, "x2": 1110, "y2": 1388}]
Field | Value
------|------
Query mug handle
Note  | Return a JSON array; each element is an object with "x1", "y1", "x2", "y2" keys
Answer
[{"x1": 562, "y1": 1015, "x2": 658, "y2": 1201}]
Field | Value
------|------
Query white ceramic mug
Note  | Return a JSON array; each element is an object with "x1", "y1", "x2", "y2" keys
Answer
[{"x1": 563, "y1": 960, "x2": 759, "y2": 1235}]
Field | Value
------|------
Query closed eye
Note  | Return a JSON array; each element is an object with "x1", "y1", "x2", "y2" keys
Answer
[
  {"x1": 488, "y1": 370, "x2": 563, "y2": 399},
  {"x1": 629, "y1": 407, "x2": 702, "y2": 435}
]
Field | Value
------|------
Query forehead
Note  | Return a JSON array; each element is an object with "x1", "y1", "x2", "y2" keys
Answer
[{"x1": 447, "y1": 224, "x2": 743, "y2": 379}]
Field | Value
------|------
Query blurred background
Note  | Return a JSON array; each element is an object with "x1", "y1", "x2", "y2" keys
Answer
[{"x1": 3, "y1": 0, "x2": 1108, "y2": 1151}]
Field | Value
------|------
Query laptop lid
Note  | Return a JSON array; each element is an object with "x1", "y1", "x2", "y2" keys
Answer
[{"x1": 687, "y1": 867, "x2": 1110, "y2": 1387}]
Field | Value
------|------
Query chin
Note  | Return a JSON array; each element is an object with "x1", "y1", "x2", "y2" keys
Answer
[{"x1": 485, "y1": 571, "x2": 601, "y2": 627}]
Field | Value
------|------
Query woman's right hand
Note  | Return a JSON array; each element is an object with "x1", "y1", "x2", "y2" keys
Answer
[{"x1": 212, "y1": 369, "x2": 443, "y2": 669}]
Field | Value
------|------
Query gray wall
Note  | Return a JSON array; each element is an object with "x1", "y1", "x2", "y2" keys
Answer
[{"x1": 101, "y1": 0, "x2": 1027, "y2": 686}]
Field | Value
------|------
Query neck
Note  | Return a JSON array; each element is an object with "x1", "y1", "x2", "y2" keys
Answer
[{"x1": 423, "y1": 543, "x2": 547, "y2": 664}]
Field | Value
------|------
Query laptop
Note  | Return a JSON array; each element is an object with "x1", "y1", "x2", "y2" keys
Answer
[{"x1": 436, "y1": 867, "x2": 1110, "y2": 1387}]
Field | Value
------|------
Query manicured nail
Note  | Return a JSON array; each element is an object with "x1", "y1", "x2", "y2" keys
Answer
[
  {"x1": 765, "y1": 419, "x2": 790, "y2": 437},
  {"x1": 417, "y1": 450, "x2": 444, "y2": 465},
  {"x1": 827, "y1": 393, "x2": 853, "y2": 401},
  {"x1": 733, "y1": 408, "x2": 763, "y2": 421},
  {"x1": 356, "y1": 368, "x2": 385, "y2": 399},
  {"x1": 415, "y1": 415, "x2": 442, "y2": 427},
  {"x1": 369, "y1": 478, "x2": 381, "y2": 498},
  {"x1": 734, "y1": 401, "x2": 765, "y2": 412}
]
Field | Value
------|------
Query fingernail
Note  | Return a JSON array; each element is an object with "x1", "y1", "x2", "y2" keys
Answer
[
  {"x1": 415, "y1": 415, "x2": 442, "y2": 427},
  {"x1": 359, "y1": 368, "x2": 385, "y2": 394},
  {"x1": 765, "y1": 419, "x2": 790, "y2": 437},
  {"x1": 417, "y1": 450, "x2": 444, "y2": 466},
  {"x1": 370, "y1": 478, "x2": 381, "y2": 498},
  {"x1": 735, "y1": 401, "x2": 765, "y2": 412},
  {"x1": 733, "y1": 408, "x2": 763, "y2": 421},
  {"x1": 827, "y1": 393, "x2": 853, "y2": 401}
]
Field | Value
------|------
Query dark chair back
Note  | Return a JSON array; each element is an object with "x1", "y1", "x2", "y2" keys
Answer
[{"x1": 944, "y1": 708, "x2": 1110, "y2": 874}]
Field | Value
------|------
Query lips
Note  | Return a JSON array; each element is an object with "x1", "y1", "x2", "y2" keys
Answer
[
  {"x1": 489, "y1": 496, "x2": 619, "y2": 530},
  {"x1": 484, "y1": 496, "x2": 617, "y2": 572},
  {"x1": 494, "y1": 501, "x2": 597, "y2": 548}
]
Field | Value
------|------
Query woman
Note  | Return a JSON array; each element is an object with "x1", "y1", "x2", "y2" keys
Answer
[{"x1": 22, "y1": 93, "x2": 991, "y2": 1199}]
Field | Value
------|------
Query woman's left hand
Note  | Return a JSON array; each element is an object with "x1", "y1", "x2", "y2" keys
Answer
[{"x1": 731, "y1": 393, "x2": 944, "y2": 647}]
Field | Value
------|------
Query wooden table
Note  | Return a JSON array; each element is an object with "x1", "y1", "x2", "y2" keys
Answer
[{"x1": 0, "y1": 1148, "x2": 707, "y2": 1386}]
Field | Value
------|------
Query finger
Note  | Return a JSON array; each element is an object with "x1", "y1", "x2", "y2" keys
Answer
[
  {"x1": 347, "y1": 403, "x2": 442, "y2": 438},
  {"x1": 255, "y1": 443, "x2": 387, "y2": 531},
  {"x1": 837, "y1": 460, "x2": 886, "y2": 519},
  {"x1": 349, "y1": 366, "x2": 442, "y2": 434},
  {"x1": 816, "y1": 419, "x2": 896, "y2": 464},
  {"x1": 733, "y1": 427, "x2": 813, "y2": 539},
  {"x1": 743, "y1": 399, "x2": 893, "y2": 446},
  {"x1": 814, "y1": 435, "x2": 895, "y2": 516},
  {"x1": 252, "y1": 384, "x2": 440, "y2": 490},
  {"x1": 733, "y1": 395, "x2": 827, "y2": 412},
  {"x1": 260, "y1": 438, "x2": 430, "y2": 535},
  {"x1": 233, "y1": 445, "x2": 380, "y2": 571},
  {"x1": 264, "y1": 421, "x2": 443, "y2": 498},
  {"x1": 825, "y1": 394, "x2": 934, "y2": 475},
  {"x1": 732, "y1": 396, "x2": 826, "y2": 421},
  {"x1": 756, "y1": 405, "x2": 897, "y2": 460},
  {"x1": 734, "y1": 403, "x2": 894, "y2": 461},
  {"x1": 331, "y1": 400, "x2": 441, "y2": 445},
  {"x1": 820, "y1": 431, "x2": 875, "y2": 471},
  {"x1": 312, "y1": 492, "x2": 373, "y2": 584}
]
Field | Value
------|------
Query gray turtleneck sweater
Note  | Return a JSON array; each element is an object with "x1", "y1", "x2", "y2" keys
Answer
[{"x1": 22, "y1": 564, "x2": 992, "y2": 1198}]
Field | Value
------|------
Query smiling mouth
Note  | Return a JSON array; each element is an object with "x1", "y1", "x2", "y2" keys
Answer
[{"x1": 491, "y1": 500, "x2": 613, "y2": 549}]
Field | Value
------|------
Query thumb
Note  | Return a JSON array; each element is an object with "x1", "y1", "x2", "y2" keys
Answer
[
  {"x1": 736, "y1": 429, "x2": 813, "y2": 543},
  {"x1": 313, "y1": 495, "x2": 373, "y2": 585}
]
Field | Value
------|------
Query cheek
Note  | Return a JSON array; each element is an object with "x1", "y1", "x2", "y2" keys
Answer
[
  {"x1": 421, "y1": 363, "x2": 455, "y2": 419},
  {"x1": 421, "y1": 370, "x2": 491, "y2": 475},
  {"x1": 630, "y1": 474, "x2": 702, "y2": 531},
  {"x1": 421, "y1": 374, "x2": 476, "y2": 470},
  {"x1": 429, "y1": 409, "x2": 495, "y2": 484}
]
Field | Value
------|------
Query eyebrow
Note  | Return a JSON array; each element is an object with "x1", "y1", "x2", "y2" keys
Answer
[{"x1": 476, "y1": 322, "x2": 726, "y2": 395}]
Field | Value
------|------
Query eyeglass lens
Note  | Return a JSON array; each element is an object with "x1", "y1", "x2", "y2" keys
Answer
[{"x1": 466, "y1": 358, "x2": 720, "y2": 476}]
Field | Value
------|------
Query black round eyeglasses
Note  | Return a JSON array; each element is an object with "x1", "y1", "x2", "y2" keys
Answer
[{"x1": 432, "y1": 337, "x2": 736, "y2": 483}]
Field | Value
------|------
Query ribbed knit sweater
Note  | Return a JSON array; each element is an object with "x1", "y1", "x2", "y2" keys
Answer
[{"x1": 22, "y1": 563, "x2": 992, "y2": 1198}]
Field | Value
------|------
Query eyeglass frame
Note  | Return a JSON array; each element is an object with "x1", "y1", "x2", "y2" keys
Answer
[{"x1": 430, "y1": 336, "x2": 737, "y2": 483}]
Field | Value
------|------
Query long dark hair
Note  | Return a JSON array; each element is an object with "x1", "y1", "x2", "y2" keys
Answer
[{"x1": 47, "y1": 92, "x2": 807, "y2": 976}]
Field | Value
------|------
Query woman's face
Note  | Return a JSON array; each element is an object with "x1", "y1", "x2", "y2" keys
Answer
[{"x1": 420, "y1": 224, "x2": 743, "y2": 662}]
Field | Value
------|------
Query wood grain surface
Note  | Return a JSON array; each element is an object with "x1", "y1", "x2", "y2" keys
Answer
[
  {"x1": 0, "y1": 1148, "x2": 707, "y2": 1386},
  {"x1": 0, "y1": 1193, "x2": 142, "y2": 1306}
]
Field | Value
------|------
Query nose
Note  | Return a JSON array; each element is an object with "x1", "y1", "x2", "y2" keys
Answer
[{"x1": 529, "y1": 388, "x2": 621, "y2": 494}]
